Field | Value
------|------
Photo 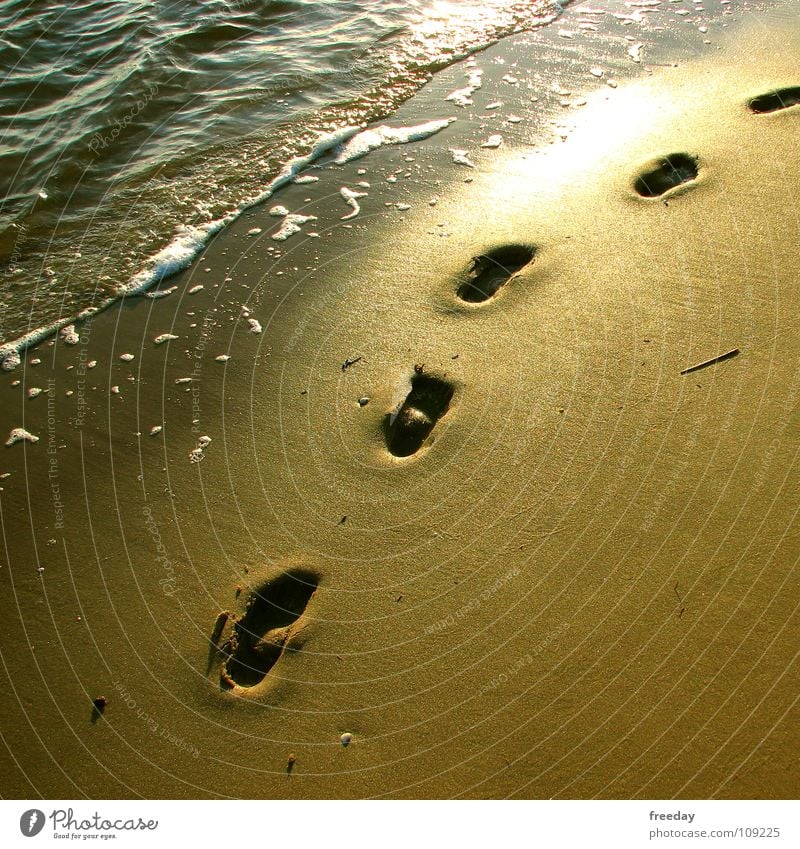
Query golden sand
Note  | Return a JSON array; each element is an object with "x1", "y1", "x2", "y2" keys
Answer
[{"x1": 1, "y1": 12, "x2": 798, "y2": 799}]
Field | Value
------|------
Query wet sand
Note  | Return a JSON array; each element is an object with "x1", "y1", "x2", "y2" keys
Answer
[{"x1": 1, "y1": 0, "x2": 798, "y2": 799}]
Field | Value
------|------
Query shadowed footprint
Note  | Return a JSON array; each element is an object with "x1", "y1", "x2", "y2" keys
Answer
[
  {"x1": 748, "y1": 86, "x2": 800, "y2": 113},
  {"x1": 386, "y1": 373, "x2": 454, "y2": 457},
  {"x1": 219, "y1": 570, "x2": 318, "y2": 690},
  {"x1": 457, "y1": 244, "x2": 535, "y2": 302},
  {"x1": 635, "y1": 153, "x2": 699, "y2": 198}
]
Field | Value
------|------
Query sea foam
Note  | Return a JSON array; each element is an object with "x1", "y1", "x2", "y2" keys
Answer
[
  {"x1": 333, "y1": 119, "x2": 455, "y2": 165},
  {"x1": 0, "y1": 125, "x2": 362, "y2": 370}
]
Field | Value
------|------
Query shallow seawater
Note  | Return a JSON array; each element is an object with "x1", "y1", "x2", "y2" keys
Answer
[{"x1": 0, "y1": 0, "x2": 564, "y2": 345}]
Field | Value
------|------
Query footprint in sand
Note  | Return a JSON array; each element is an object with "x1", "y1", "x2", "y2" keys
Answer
[
  {"x1": 216, "y1": 570, "x2": 318, "y2": 690},
  {"x1": 386, "y1": 372, "x2": 455, "y2": 458},
  {"x1": 748, "y1": 86, "x2": 800, "y2": 114},
  {"x1": 634, "y1": 152, "x2": 699, "y2": 198},
  {"x1": 382, "y1": 84, "x2": 789, "y2": 462},
  {"x1": 456, "y1": 244, "x2": 535, "y2": 303}
]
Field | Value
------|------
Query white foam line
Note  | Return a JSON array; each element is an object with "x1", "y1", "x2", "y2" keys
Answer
[
  {"x1": 0, "y1": 299, "x2": 114, "y2": 371},
  {"x1": 333, "y1": 118, "x2": 455, "y2": 165},
  {"x1": 0, "y1": 125, "x2": 362, "y2": 370}
]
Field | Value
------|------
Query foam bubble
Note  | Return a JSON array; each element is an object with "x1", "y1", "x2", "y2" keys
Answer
[
  {"x1": 59, "y1": 325, "x2": 79, "y2": 345},
  {"x1": 271, "y1": 214, "x2": 317, "y2": 241},
  {"x1": 449, "y1": 149, "x2": 475, "y2": 167},
  {"x1": 189, "y1": 434, "x2": 212, "y2": 464},
  {"x1": 334, "y1": 119, "x2": 455, "y2": 165},
  {"x1": 2, "y1": 351, "x2": 20, "y2": 371},
  {"x1": 446, "y1": 69, "x2": 483, "y2": 107},
  {"x1": 340, "y1": 187, "x2": 368, "y2": 220},
  {"x1": 144, "y1": 285, "x2": 178, "y2": 300},
  {"x1": 6, "y1": 428, "x2": 38, "y2": 446}
]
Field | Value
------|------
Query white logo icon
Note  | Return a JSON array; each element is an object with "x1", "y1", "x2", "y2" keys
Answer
[{"x1": 19, "y1": 809, "x2": 46, "y2": 837}]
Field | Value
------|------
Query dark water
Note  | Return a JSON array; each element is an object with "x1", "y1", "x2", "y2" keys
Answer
[{"x1": 0, "y1": 0, "x2": 563, "y2": 347}]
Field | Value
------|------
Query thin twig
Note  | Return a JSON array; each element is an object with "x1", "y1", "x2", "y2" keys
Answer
[{"x1": 680, "y1": 348, "x2": 739, "y2": 375}]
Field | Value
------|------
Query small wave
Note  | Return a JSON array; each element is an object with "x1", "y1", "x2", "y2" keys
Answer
[{"x1": 0, "y1": 0, "x2": 568, "y2": 360}]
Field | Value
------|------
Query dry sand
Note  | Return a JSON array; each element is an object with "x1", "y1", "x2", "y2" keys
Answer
[{"x1": 0, "y1": 0, "x2": 798, "y2": 798}]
